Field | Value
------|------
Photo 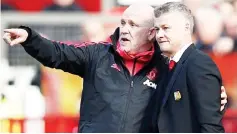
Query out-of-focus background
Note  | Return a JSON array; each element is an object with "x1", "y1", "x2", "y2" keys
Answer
[{"x1": 1, "y1": 0, "x2": 237, "y2": 132}]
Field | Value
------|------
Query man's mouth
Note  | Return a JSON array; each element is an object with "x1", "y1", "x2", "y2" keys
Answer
[
  {"x1": 121, "y1": 38, "x2": 130, "y2": 41},
  {"x1": 158, "y1": 41, "x2": 168, "y2": 43}
]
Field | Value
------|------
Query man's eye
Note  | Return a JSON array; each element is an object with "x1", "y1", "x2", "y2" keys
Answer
[{"x1": 121, "y1": 21, "x2": 125, "y2": 25}]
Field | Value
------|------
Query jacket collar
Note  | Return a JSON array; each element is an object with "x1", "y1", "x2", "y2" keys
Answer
[{"x1": 109, "y1": 27, "x2": 162, "y2": 59}]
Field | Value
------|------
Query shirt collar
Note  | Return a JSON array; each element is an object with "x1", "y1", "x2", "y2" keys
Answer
[{"x1": 170, "y1": 43, "x2": 192, "y2": 63}]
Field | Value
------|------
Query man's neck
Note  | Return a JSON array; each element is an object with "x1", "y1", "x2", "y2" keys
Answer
[
  {"x1": 164, "y1": 41, "x2": 192, "y2": 58},
  {"x1": 169, "y1": 43, "x2": 192, "y2": 63}
]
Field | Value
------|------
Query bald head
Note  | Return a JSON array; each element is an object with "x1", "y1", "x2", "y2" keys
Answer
[
  {"x1": 122, "y1": 4, "x2": 154, "y2": 27},
  {"x1": 119, "y1": 4, "x2": 156, "y2": 54}
]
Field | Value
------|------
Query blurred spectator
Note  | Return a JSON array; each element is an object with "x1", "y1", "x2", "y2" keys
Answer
[
  {"x1": 224, "y1": 14, "x2": 237, "y2": 51},
  {"x1": 218, "y1": 1, "x2": 234, "y2": 20},
  {"x1": 224, "y1": 14, "x2": 237, "y2": 39},
  {"x1": 0, "y1": 66, "x2": 45, "y2": 122},
  {"x1": 31, "y1": 65, "x2": 42, "y2": 92},
  {"x1": 44, "y1": 0, "x2": 83, "y2": 11},
  {"x1": 194, "y1": 7, "x2": 224, "y2": 52},
  {"x1": 82, "y1": 21, "x2": 108, "y2": 42},
  {"x1": 183, "y1": 0, "x2": 204, "y2": 14},
  {"x1": 0, "y1": 59, "x2": 12, "y2": 90},
  {"x1": 231, "y1": 0, "x2": 237, "y2": 12},
  {"x1": 213, "y1": 36, "x2": 235, "y2": 55},
  {"x1": 1, "y1": 0, "x2": 16, "y2": 11}
]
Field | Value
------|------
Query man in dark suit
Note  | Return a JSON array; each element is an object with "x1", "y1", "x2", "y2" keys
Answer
[{"x1": 152, "y1": 2, "x2": 225, "y2": 133}]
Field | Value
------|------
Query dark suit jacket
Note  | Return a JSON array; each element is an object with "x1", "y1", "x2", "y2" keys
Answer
[{"x1": 153, "y1": 44, "x2": 225, "y2": 133}]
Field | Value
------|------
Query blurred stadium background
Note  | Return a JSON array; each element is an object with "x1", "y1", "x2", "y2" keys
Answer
[{"x1": 1, "y1": 0, "x2": 237, "y2": 132}]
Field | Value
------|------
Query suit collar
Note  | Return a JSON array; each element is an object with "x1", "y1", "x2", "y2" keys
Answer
[
  {"x1": 178, "y1": 44, "x2": 196, "y2": 64},
  {"x1": 109, "y1": 27, "x2": 162, "y2": 62},
  {"x1": 170, "y1": 43, "x2": 192, "y2": 63},
  {"x1": 162, "y1": 44, "x2": 196, "y2": 107}
]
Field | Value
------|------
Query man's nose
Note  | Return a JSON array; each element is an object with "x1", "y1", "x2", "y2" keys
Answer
[
  {"x1": 157, "y1": 30, "x2": 165, "y2": 38},
  {"x1": 120, "y1": 26, "x2": 130, "y2": 35}
]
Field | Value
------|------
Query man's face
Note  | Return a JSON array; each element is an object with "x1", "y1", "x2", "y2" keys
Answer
[
  {"x1": 119, "y1": 11, "x2": 152, "y2": 54},
  {"x1": 154, "y1": 12, "x2": 188, "y2": 54}
]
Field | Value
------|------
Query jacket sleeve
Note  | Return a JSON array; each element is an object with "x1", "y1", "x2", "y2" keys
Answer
[
  {"x1": 20, "y1": 26, "x2": 97, "y2": 78},
  {"x1": 187, "y1": 54, "x2": 225, "y2": 133}
]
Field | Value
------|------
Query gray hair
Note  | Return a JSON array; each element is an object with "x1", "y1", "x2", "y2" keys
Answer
[{"x1": 154, "y1": 2, "x2": 194, "y2": 33}]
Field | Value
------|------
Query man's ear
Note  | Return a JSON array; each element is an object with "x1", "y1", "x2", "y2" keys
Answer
[
  {"x1": 148, "y1": 27, "x2": 156, "y2": 41},
  {"x1": 185, "y1": 23, "x2": 190, "y2": 32}
]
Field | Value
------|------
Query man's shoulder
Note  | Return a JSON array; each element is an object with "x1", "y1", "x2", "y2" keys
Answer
[
  {"x1": 188, "y1": 47, "x2": 213, "y2": 63},
  {"x1": 187, "y1": 48, "x2": 219, "y2": 73},
  {"x1": 73, "y1": 41, "x2": 112, "y2": 48}
]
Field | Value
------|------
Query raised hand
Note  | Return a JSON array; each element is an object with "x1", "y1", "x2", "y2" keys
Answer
[{"x1": 3, "y1": 28, "x2": 28, "y2": 46}]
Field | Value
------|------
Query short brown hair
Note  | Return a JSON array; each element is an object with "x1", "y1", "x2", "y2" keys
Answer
[{"x1": 154, "y1": 2, "x2": 194, "y2": 33}]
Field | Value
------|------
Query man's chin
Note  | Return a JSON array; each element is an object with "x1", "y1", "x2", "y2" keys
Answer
[
  {"x1": 160, "y1": 46, "x2": 171, "y2": 52},
  {"x1": 122, "y1": 48, "x2": 131, "y2": 53},
  {"x1": 120, "y1": 44, "x2": 130, "y2": 50},
  {"x1": 120, "y1": 41, "x2": 131, "y2": 46},
  {"x1": 159, "y1": 44, "x2": 171, "y2": 51},
  {"x1": 161, "y1": 51, "x2": 172, "y2": 57},
  {"x1": 159, "y1": 46, "x2": 171, "y2": 53},
  {"x1": 120, "y1": 46, "x2": 134, "y2": 54}
]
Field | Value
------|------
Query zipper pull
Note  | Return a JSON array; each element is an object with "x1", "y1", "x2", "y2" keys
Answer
[{"x1": 131, "y1": 81, "x2": 134, "y2": 88}]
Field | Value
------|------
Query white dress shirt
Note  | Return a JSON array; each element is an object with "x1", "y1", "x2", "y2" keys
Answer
[{"x1": 170, "y1": 43, "x2": 193, "y2": 63}]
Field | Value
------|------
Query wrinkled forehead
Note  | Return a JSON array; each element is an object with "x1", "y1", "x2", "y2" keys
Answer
[
  {"x1": 154, "y1": 12, "x2": 187, "y2": 27},
  {"x1": 121, "y1": 4, "x2": 154, "y2": 25},
  {"x1": 121, "y1": 12, "x2": 142, "y2": 22},
  {"x1": 123, "y1": 4, "x2": 154, "y2": 16},
  {"x1": 122, "y1": 9, "x2": 154, "y2": 27}
]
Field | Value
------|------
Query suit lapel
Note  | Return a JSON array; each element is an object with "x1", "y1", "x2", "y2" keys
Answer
[{"x1": 162, "y1": 44, "x2": 196, "y2": 107}]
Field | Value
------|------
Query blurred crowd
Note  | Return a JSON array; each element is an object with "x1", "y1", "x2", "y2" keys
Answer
[
  {"x1": 1, "y1": 0, "x2": 83, "y2": 11},
  {"x1": 185, "y1": 0, "x2": 237, "y2": 55},
  {"x1": 2, "y1": 0, "x2": 237, "y2": 54}
]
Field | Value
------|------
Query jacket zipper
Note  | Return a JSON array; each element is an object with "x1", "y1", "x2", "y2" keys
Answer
[{"x1": 119, "y1": 58, "x2": 137, "y2": 131}]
